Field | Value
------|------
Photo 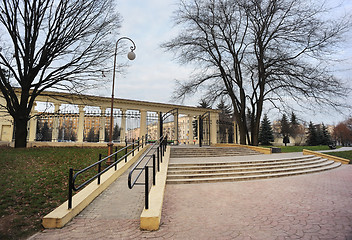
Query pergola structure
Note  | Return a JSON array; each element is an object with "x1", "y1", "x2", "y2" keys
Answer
[{"x1": 0, "y1": 89, "x2": 222, "y2": 147}]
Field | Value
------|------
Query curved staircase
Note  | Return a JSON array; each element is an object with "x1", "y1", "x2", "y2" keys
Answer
[
  {"x1": 167, "y1": 147, "x2": 341, "y2": 184},
  {"x1": 170, "y1": 146, "x2": 260, "y2": 158}
]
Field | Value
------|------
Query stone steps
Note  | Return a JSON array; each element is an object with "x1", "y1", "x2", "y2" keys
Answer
[
  {"x1": 167, "y1": 153, "x2": 341, "y2": 184},
  {"x1": 170, "y1": 147, "x2": 261, "y2": 158}
]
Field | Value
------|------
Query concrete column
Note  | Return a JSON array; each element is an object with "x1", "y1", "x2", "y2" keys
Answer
[
  {"x1": 52, "y1": 103, "x2": 60, "y2": 142},
  {"x1": 77, "y1": 106, "x2": 85, "y2": 143},
  {"x1": 173, "y1": 113, "x2": 178, "y2": 145},
  {"x1": 188, "y1": 115, "x2": 194, "y2": 144},
  {"x1": 140, "y1": 109, "x2": 147, "y2": 139},
  {"x1": 210, "y1": 112, "x2": 219, "y2": 145},
  {"x1": 120, "y1": 108, "x2": 126, "y2": 143},
  {"x1": 99, "y1": 107, "x2": 106, "y2": 143},
  {"x1": 28, "y1": 103, "x2": 37, "y2": 142},
  {"x1": 157, "y1": 112, "x2": 161, "y2": 139},
  {"x1": 234, "y1": 122, "x2": 239, "y2": 144}
]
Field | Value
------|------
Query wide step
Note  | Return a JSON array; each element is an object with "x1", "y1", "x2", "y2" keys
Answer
[
  {"x1": 170, "y1": 147, "x2": 261, "y2": 158},
  {"x1": 167, "y1": 152, "x2": 341, "y2": 184}
]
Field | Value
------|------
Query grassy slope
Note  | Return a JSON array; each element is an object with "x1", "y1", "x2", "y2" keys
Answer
[{"x1": 0, "y1": 147, "x2": 111, "y2": 240}]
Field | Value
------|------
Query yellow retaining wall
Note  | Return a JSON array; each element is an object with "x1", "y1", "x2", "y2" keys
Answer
[
  {"x1": 214, "y1": 143, "x2": 272, "y2": 154},
  {"x1": 303, "y1": 149, "x2": 350, "y2": 164},
  {"x1": 140, "y1": 147, "x2": 171, "y2": 231},
  {"x1": 42, "y1": 145, "x2": 149, "y2": 229}
]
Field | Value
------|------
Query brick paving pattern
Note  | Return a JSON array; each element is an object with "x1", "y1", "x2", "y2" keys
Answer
[{"x1": 30, "y1": 163, "x2": 352, "y2": 240}]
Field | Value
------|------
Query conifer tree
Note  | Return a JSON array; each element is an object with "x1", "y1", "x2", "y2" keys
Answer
[
  {"x1": 321, "y1": 124, "x2": 332, "y2": 145},
  {"x1": 307, "y1": 122, "x2": 319, "y2": 146},
  {"x1": 281, "y1": 114, "x2": 290, "y2": 146},
  {"x1": 258, "y1": 114, "x2": 274, "y2": 145}
]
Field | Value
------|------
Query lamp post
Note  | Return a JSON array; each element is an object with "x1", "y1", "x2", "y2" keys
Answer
[{"x1": 107, "y1": 37, "x2": 136, "y2": 164}]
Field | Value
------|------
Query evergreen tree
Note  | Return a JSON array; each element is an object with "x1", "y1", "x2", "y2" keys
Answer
[
  {"x1": 307, "y1": 122, "x2": 319, "y2": 146},
  {"x1": 197, "y1": 99, "x2": 211, "y2": 109},
  {"x1": 86, "y1": 127, "x2": 98, "y2": 142},
  {"x1": 290, "y1": 112, "x2": 299, "y2": 138},
  {"x1": 113, "y1": 124, "x2": 120, "y2": 141},
  {"x1": 258, "y1": 114, "x2": 274, "y2": 145},
  {"x1": 321, "y1": 124, "x2": 332, "y2": 145},
  {"x1": 281, "y1": 114, "x2": 290, "y2": 146}
]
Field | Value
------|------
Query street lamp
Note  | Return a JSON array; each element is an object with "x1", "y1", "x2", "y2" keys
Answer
[{"x1": 107, "y1": 37, "x2": 136, "y2": 164}]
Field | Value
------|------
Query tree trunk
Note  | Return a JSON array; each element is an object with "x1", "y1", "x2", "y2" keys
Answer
[{"x1": 14, "y1": 116, "x2": 29, "y2": 148}]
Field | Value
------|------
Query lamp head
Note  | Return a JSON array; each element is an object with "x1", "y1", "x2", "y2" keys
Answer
[{"x1": 127, "y1": 51, "x2": 136, "y2": 60}]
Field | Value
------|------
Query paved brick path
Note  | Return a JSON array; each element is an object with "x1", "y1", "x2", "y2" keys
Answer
[{"x1": 30, "y1": 160, "x2": 352, "y2": 240}]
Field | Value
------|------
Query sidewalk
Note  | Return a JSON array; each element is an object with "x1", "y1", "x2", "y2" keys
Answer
[{"x1": 30, "y1": 153, "x2": 352, "y2": 240}]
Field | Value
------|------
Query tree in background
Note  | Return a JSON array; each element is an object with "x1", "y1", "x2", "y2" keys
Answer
[
  {"x1": 307, "y1": 122, "x2": 319, "y2": 146},
  {"x1": 86, "y1": 127, "x2": 98, "y2": 142},
  {"x1": 163, "y1": 0, "x2": 351, "y2": 146},
  {"x1": 217, "y1": 100, "x2": 233, "y2": 143},
  {"x1": 197, "y1": 99, "x2": 212, "y2": 109},
  {"x1": 258, "y1": 114, "x2": 274, "y2": 145},
  {"x1": 290, "y1": 112, "x2": 299, "y2": 139},
  {"x1": 333, "y1": 118, "x2": 352, "y2": 146},
  {"x1": 112, "y1": 124, "x2": 120, "y2": 141},
  {"x1": 320, "y1": 124, "x2": 332, "y2": 145},
  {"x1": 0, "y1": 0, "x2": 121, "y2": 147},
  {"x1": 281, "y1": 114, "x2": 290, "y2": 146}
]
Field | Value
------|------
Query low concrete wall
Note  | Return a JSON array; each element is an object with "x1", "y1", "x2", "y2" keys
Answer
[
  {"x1": 26, "y1": 141, "x2": 126, "y2": 148},
  {"x1": 303, "y1": 149, "x2": 350, "y2": 164},
  {"x1": 42, "y1": 145, "x2": 149, "y2": 228},
  {"x1": 214, "y1": 143, "x2": 272, "y2": 154},
  {"x1": 140, "y1": 147, "x2": 171, "y2": 231}
]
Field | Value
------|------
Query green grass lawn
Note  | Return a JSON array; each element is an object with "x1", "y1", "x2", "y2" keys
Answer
[
  {"x1": 324, "y1": 151, "x2": 352, "y2": 161},
  {"x1": 0, "y1": 146, "x2": 125, "y2": 240},
  {"x1": 261, "y1": 145, "x2": 337, "y2": 153}
]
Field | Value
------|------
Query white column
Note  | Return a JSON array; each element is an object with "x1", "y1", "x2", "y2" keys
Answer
[
  {"x1": 210, "y1": 112, "x2": 219, "y2": 145},
  {"x1": 28, "y1": 103, "x2": 37, "y2": 142},
  {"x1": 120, "y1": 108, "x2": 126, "y2": 143},
  {"x1": 173, "y1": 113, "x2": 178, "y2": 144},
  {"x1": 157, "y1": 112, "x2": 161, "y2": 139},
  {"x1": 77, "y1": 106, "x2": 85, "y2": 143},
  {"x1": 99, "y1": 107, "x2": 106, "y2": 143},
  {"x1": 188, "y1": 115, "x2": 194, "y2": 145},
  {"x1": 52, "y1": 103, "x2": 60, "y2": 142},
  {"x1": 140, "y1": 109, "x2": 147, "y2": 139}
]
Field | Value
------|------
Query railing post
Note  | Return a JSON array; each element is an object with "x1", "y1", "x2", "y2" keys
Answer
[
  {"x1": 145, "y1": 166, "x2": 149, "y2": 209},
  {"x1": 138, "y1": 137, "x2": 140, "y2": 151},
  {"x1": 132, "y1": 139, "x2": 135, "y2": 156},
  {"x1": 142, "y1": 135, "x2": 144, "y2": 148},
  {"x1": 157, "y1": 151, "x2": 160, "y2": 172},
  {"x1": 162, "y1": 139, "x2": 165, "y2": 156},
  {"x1": 68, "y1": 168, "x2": 73, "y2": 209},
  {"x1": 157, "y1": 146, "x2": 160, "y2": 169},
  {"x1": 125, "y1": 140, "x2": 128, "y2": 163},
  {"x1": 115, "y1": 146, "x2": 118, "y2": 170},
  {"x1": 160, "y1": 145, "x2": 163, "y2": 163},
  {"x1": 153, "y1": 154, "x2": 156, "y2": 185},
  {"x1": 98, "y1": 154, "x2": 102, "y2": 185}
]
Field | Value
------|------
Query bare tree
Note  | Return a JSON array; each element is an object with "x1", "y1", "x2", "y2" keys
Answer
[
  {"x1": 163, "y1": 0, "x2": 351, "y2": 145},
  {"x1": 0, "y1": 0, "x2": 121, "y2": 147}
]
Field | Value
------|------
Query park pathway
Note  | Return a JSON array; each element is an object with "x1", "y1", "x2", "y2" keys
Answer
[{"x1": 29, "y1": 152, "x2": 352, "y2": 240}]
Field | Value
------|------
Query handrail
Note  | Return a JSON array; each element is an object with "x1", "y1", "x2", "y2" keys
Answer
[
  {"x1": 128, "y1": 135, "x2": 168, "y2": 209},
  {"x1": 68, "y1": 136, "x2": 146, "y2": 209}
]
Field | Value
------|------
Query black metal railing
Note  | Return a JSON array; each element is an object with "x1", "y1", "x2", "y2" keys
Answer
[
  {"x1": 128, "y1": 135, "x2": 168, "y2": 209},
  {"x1": 67, "y1": 136, "x2": 146, "y2": 209}
]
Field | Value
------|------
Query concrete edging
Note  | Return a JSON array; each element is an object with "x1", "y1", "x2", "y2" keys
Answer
[
  {"x1": 140, "y1": 147, "x2": 171, "y2": 231},
  {"x1": 214, "y1": 143, "x2": 272, "y2": 154},
  {"x1": 42, "y1": 145, "x2": 150, "y2": 228},
  {"x1": 303, "y1": 149, "x2": 350, "y2": 164}
]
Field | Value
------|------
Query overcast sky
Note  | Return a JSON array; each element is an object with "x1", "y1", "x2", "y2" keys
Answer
[{"x1": 95, "y1": 0, "x2": 352, "y2": 125}]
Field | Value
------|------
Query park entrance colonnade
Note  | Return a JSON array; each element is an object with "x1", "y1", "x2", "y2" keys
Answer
[{"x1": 0, "y1": 89, "x2": 224, "y2": 147}]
